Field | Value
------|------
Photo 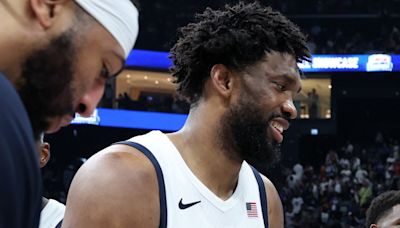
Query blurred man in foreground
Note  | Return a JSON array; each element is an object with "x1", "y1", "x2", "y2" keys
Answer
[{"x1": 0, "y1": 0, "x2": 139, "y2": 226}]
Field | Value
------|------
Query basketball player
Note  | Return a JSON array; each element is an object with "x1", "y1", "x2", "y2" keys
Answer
[
  {"x1": 0, "y1": 0, "x2": 138, "y2": 227},
  {"x1": 36, "y1": 134, "x2": 65, "y2": 228},
  {"x1": 63, "y1": 2, "x2": 310, "y2": 227},
  {"x1": 366, "y1": 190, "x2": 400, "y2": 228}
]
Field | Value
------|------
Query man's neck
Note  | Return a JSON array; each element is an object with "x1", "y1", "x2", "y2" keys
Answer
[{"x1": 168, "y1": 105, "x2": 242, "y2": 200}]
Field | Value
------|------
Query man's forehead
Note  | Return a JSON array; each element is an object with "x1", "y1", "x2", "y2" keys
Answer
[
  {"x1": 266, "y1": 53, "x2": 302, "y2": 92},
  {"x1": 261, "y1": 52, "x2": 299, "y2": 70}
]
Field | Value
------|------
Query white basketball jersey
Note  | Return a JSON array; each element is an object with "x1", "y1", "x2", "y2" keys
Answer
[
  {"x1": 127, "y1": 131, "x2": 268, "y2": 228},
  {"x1": 39, "y1": 199, "x2": 65, "y2": 228}
]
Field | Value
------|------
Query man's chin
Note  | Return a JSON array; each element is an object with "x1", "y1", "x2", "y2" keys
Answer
[
  {"x1": 45, "y1": 120, "x2": 63, "y2": 133},
  {"x1": 45, "y1": 115, "x2": 73, "y2": 133}
]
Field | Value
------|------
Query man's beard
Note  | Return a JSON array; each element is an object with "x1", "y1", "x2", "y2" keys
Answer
[
  {"x1": 219, "y1": 96, "x2": 282, "y2": 175},
  {"x1": 17, "y1": 29, "x2": 76, "y2": 140}
]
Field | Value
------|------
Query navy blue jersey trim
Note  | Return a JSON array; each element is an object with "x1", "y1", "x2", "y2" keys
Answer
[
  {"x1": 114, "y1": 141, "x2": 167, "y2": 228},
  {"x1": 55, "y1": 220, "x2": 62, "y2": 228},
  {"x1": 251, "y1": 166, "x2": 269, "y2": 228}
]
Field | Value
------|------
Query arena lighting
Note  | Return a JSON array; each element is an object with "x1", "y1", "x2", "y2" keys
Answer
[
  {"x1": 72, "y1": 108, "x2": 187, "y2": 131},
  {"x1": 311, "y1": 128, "x2": 319, "y2": 135},
  {"x1": 126, "y1": 49, "x2": 400, "y2": 73}
]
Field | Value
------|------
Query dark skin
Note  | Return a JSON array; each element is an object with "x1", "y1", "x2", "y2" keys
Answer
[
  {"x1": 63, "y1": 52, "x2": 301, "y2": 228},
  {"x1": 0, "y1": 0, "x2": 125, "y2": 133}
]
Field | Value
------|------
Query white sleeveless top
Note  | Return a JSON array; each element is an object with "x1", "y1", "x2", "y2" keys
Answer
[
  {"x1": 39, "y1": 199, "x2": 65, "y2": 228},
  {"x1": 127, "y1": 131, "x2": 268, "y2": 228}
]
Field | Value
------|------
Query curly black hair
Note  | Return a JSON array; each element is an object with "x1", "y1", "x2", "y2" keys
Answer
[
  {"x1": 170, "y1": 1, "x2": 311, "y2": 105},
  {"x1": 366, "y1": 190, "x2": 400, "y2": 227}
]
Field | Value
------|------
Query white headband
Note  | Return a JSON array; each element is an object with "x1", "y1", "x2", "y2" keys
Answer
[{"x1": 74, "y1": 0, "x2": 139, "y2": 58}]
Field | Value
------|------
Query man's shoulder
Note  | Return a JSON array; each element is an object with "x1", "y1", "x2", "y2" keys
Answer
[
  {"x1": 0, "y1": 73, "x2": 41, "y2": 227},
  {"x1": 86, "y1": 144, "x2": 160, "y2": 177},
  {"x1": 72, "y1": 144, "x2": 160, "y2": 197},
  {"x1": 0, "y1": 73, "x2": 33, "y2": 134},
  {"x1": 63, "y1": 144, "x2": 160, "y2": 227},
  {"x1": 0, "y1": 72, "x2": 36, "y2": 161},
  {"x1": 0, "y1": 73, "x2": 22, "y2": 107}
]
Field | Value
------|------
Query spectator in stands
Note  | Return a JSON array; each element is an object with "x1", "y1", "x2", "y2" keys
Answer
[
  {"x1": 284, "y1": 204, "x2": 295, "y2": 227},
  {"x1": 359, "y1": 179, "x2": 373, "y2": 207},
  {"x1": 292, "y1": 192, "x2": 304, "y2": 215},
  {"x1": 307, "y1": 88, "x2": 319, "y2": 118},
  {"x1": 326, "y1": 149, "x2": 339, "y2": 166},
  {"x1": 375, "y1": 132, "x2": 384, "y2": 145},
  {"x1": 393, "y1": 141, "x2": 399, "y2": 159},
  {"x1": 355, "y1": 164, "x2": 369, "y2": 184},
  {"x1": 351, "y1": 153, "x2": 362, "y2": 172}
]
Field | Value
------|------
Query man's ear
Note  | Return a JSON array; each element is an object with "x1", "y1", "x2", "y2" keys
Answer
[
  {"x1": 39, "y1": 142, "x2": 51, "y2": 168},
  {"x1": 29, "y1": 0, "x2": 68, "y2": 29},
  {"x1": 370, "y1": 224, "x2": 378, "y2": 228},
  {"x1": 209, "y1": 64, "x2": 234, "y2": 99}
]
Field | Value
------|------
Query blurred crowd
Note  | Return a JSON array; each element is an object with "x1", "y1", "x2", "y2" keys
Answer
[
  {"x1": 116, "y1": 92, "x2": 190, "y2": 114},
  {"x1": 281, "y1": 133, "x2": 400, "y2": 227},
  {"x1": 304, "y1": 25, "x2": 400, "y2": 54},
  {"x1": 269, "y1": 0, "x2": 400, "y2": 14},
  {"x1": 135, "y1": 0, "x2": 400, "y2": 54}
]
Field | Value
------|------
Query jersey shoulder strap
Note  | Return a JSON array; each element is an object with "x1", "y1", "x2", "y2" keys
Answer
[
  {"x1": 114, "y1": 141, "x2": 167, "y2": 228},
  {"x1": 250, "y1": 166, "x2": 269, "y2": 228}
]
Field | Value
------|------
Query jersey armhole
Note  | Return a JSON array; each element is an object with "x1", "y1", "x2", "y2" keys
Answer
[
  {"x1": 113, "y1": 141, "x2": 168, "y2": 228},
  {"x1": 55, "y1": 220, "x2": 62, "y2": 228},
  {"x1": 251, "y1": 166, "x2": 269, "y2": 228}
]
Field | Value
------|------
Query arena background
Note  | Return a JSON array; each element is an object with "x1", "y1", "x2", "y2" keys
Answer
[{"x1": 43, "y1": 1, "x2": 400, "y2": 227}]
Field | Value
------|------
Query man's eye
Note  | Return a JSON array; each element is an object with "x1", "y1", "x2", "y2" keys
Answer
[
  {"x1": 100, "y1": 65, "x2": 110, "y2": 79},
  {"x1": 274, "y1": 82, "x2": 286, "y2": 91}
]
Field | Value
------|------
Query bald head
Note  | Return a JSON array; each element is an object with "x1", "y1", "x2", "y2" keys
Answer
[{"x1": 366, "y1": 191, "x2": 400, "y2": 228}]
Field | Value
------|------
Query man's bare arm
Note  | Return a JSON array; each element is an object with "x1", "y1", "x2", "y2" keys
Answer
[{"x1": 62, "y1": 144, "x2": 160, "y2": 228}]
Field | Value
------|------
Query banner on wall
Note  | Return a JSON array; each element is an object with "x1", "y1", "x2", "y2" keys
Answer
[
  {"x1": 126, "y1": 50, "x2": 400, "y2": 73},
  {"x1": 71, "y1": 108, "x2": 187, "y2": 131}
]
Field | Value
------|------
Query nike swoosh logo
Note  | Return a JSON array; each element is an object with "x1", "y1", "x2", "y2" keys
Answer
[{"x1": 178, "y1": 198, "x2": 201, "y2": 209}]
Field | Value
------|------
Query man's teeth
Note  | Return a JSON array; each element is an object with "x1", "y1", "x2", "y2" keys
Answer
[{"x1": 271, "y1": 122, "x2": 284, "y2": 133}]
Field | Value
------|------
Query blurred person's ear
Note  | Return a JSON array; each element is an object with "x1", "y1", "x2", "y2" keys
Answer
[
  {"x1": 370, "y1": 224, "x2": 378, "y2": 228},
  {"x1": 39, "y1": 142, "x2": 51, "y2": 168}
]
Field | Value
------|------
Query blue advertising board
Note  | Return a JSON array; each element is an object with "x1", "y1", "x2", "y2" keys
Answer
[
  {"x1": 126, "y1": 49, "x2": 400, "y2": 73},
  {"x1": 71, "y1": 108, "x2": 187, "y2": 131}
]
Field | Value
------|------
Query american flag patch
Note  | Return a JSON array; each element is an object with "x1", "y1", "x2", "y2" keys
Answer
[{"x1": 246, "y1": 202, "x2": 258, "y2": 218}]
